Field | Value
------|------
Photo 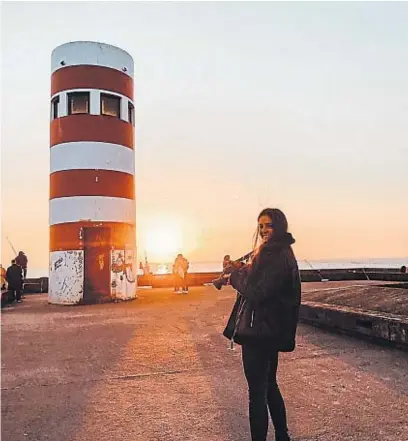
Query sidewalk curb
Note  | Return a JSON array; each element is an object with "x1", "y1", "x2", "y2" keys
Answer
[{"x1": 300, "y1": 301, "x2": 408, "y2": 350}]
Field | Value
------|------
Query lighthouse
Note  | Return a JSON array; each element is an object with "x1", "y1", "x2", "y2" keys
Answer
[{"x1": 49, "y1": 41, "x2": 136, "y2": 304}]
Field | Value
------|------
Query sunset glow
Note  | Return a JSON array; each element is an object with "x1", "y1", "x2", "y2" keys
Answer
[
  {"x1": 144, "y1": 224, "x2": 183, "y2": 262},
  {"x1": 1, "y1": 2, "x2": 407, "y2": 275}
]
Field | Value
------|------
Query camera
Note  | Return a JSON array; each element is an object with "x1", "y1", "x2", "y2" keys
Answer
[
  {"x1": 211, "y1": 252, "x2": 252, "y2": 290},
  {"x1": 212, "y1": 263, "x2": 240, "y2": 290}
]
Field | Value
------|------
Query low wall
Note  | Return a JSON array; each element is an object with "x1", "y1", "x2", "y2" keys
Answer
[
  {"x1": 14, "y1": 269, "x2": 408, "y2": 292},
  {"x1": 138, "y1": 272, "x2": 220, "y2": 288},
  {"x1": 301, "y1": 269, "x2": 408, "y2": 282},
  {"x1": 23, "y1": 278, "x2": 48, "y2": 293},
  {"x1": 300, "y1": 301, "x2": 408, "y2": 350},
  {"x1": 138, "y1": 269, "x2": 408, "y2": 286},
  {"x1": 363, "y1": 272, "x2": 408, "y2": 282}
]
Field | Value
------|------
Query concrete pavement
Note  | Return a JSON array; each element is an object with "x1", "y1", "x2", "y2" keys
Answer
[{"x1": 2, "y1": 285, "x2": 408, "y2": 441}]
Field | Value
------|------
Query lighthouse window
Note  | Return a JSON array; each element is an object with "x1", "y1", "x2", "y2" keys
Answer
[
  {"x1": 51, "y1": 96, "x2": 59, "y2": 120},
  {"x1": 101, "y1": 93, "x2": 121, "y2": 118},
  {"x1": 67, "y1": 92, "x2": 90, "y2": 115},
  {"x1": 128, "y1": 102, "x2": 135, "y2": 125}
]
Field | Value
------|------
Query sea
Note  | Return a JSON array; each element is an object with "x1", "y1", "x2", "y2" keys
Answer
[{"x1": 27, "y1": 257, "x2": 408, "y2": 278}]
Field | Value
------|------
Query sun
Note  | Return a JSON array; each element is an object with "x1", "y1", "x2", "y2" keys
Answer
[
  {"x1": 140, "y1": 214, "x2": 199, "y2": 263},
  {"x1": 145, "y1": 224, "x2": 183, "y2": 261}
]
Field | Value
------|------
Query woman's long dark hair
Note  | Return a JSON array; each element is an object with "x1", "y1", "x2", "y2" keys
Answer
[{"x1": 252, "y1": 208, "x2": 289, "y2": 256}]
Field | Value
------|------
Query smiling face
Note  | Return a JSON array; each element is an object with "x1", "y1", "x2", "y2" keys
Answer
[{"x1": 258, "y1": 214, "x2": 274, "y2": 243}]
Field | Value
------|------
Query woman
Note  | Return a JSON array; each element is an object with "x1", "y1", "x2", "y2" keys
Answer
[{"x1": 223, "y1": 208, "x2": 301, "y2": 441}]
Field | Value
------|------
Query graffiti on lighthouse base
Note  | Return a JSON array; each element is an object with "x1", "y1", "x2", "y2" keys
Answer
[
  {"x1": 49, "y1": 250, "x2": 84, "y2": 304},
  {"x1": 111, "y1": 248, "x2": 136, "y2": 300}
]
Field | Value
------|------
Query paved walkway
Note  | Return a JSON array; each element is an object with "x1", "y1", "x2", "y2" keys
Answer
[{"x1": 2, "y1": 285, "x2": 407, "y2": 441}]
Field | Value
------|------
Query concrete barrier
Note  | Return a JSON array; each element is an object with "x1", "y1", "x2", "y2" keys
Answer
[
  {"x1": 138, "y1": 272, "x2": 220, "y2": 287},
  {"x1": 11, "y1": 269, "x2": 408, "y2": 292},
  {"x1": 364, "y1": 272, "x2": 408, "y2": 282},
  {"x1": 137, "y1": 269, "x2": 408, "y2": 286},
  {"x1": 300, "y1": 301, "x2": 408, "y2": 350},
  {"x1": 300, "y1": 269, "x2": 408, "y2": 282},
  {"x1": 23, "y1": 278, "x2": 47, "y2": 294}
]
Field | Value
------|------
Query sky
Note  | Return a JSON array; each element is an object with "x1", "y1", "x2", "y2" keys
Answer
[{"x1": 1, "y1": 1, "x2": 408, "y2": 272}]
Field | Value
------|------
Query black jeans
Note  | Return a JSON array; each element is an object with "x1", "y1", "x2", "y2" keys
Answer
[
  {"x1": 242, "y1": 344, "x2": 289, "y2": 441},
  {"x1": 9, "y1": 286, "x2": 22, "y2": 302}
]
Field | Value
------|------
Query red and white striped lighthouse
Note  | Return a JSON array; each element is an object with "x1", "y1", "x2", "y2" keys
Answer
[{"x1": 49, "y1": 41, "x2": 136, "y2": 304}]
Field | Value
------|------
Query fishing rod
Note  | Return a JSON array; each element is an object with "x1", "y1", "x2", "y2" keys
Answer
[
  {"x1": 361, "y1": 267, "x2": 370, "y2": 281},
  {"x1": 5, "y1": 236, "x2": 17, "y2": 256},
  {"x1": 304, "y1": 258, "x2": 328, "y2": 282}
]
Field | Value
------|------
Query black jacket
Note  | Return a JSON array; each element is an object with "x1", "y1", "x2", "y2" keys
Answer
[
  {"x1": 6, "y1": 264, "x2": 24, "y2": 289},
  {"x1": 224, "y1": 233, "x2": 301, "y2": 352},
  {"x1": 16, "y1": 253, "x2": 28, "y2": 268}
]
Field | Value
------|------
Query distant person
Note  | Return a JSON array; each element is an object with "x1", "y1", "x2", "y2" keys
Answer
[
  {"x1": 173, "y1": 254, "x2": 189, "y2": 294},
  {"x1": 172, "y1": 256, "x2": 182, "y2": 293},
  {"x1": 6, "y1": 260, "x2": 24, "y2": 303},
  {"x1": 222, "y1": 208, "x2": 301, "y2": 441},
  {"x1": 1, "y1": 264, "x2": 7, "y2": 290},
  {"x1": 223, "y1": 254, "x2": 247, "y2": 272},
  {"x1": 400, "y1": 265, "x2": 407, "y2": 274},
  {"x1": 144, "y1": 260, "x2": 151, "y2": 275},
  {"x1": 222, "y1": 255, "x2": 234, "y2": 285},
  {"x1": 223, "y1": 255, "x2": 232, "y2": 270},
  {"x1": 181, "y1": 255, "x2": 190, "y2": 293},
  {"x1": 15, "y1": 251, "x2": 28, "y2": 280}
]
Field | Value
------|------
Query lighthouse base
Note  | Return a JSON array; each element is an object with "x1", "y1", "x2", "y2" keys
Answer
[{"x1": 48, "y1": 247, "x2": 137, "y2": 305}]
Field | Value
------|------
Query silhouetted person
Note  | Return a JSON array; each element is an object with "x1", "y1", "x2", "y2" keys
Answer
[
  {"x1": 15, "y1": 251, "x2": 28, "y2": 280},
  {"x1": 400, "y1": 265, "x2": 407, "y2": 274},
  {"x1": 6, "y1": 260, "x2": 24, "y2": 303},
  {"x1": 173, "y1": 254, "x2": 190, "y2": 294}
]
